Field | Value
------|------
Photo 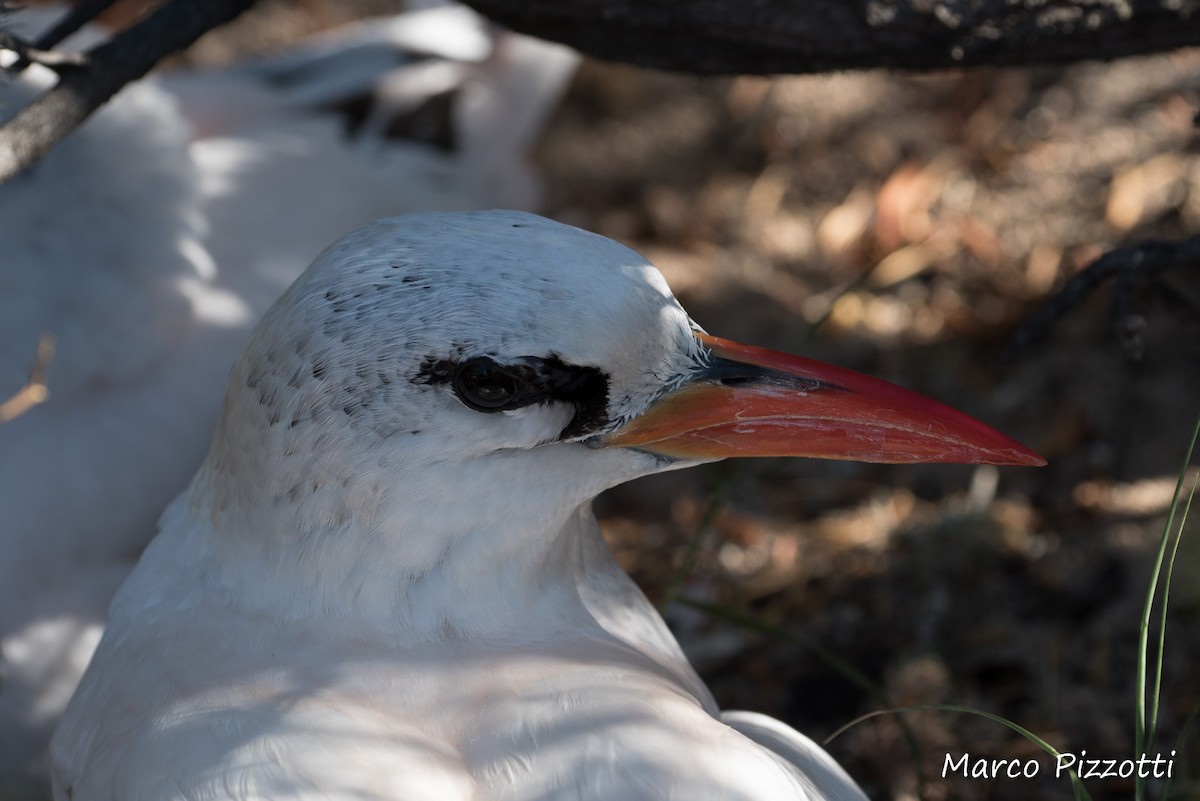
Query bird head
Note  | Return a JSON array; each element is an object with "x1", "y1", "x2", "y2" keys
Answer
[{"x1": 196, "y1": 210, "x2": 1041, "y2": 557}]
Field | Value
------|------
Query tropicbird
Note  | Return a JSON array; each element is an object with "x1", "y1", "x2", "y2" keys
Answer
[
  {"x1": 0, "y1": 7, "x2": 574, "y2": 798},
  {"x1": 51, "y1": 210, "x2": 1043, "y2": 801}
]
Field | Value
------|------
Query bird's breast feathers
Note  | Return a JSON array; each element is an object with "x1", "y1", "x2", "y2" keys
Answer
[{"x1": 52, "y1": 632, "x2": 812, "y2": 801}]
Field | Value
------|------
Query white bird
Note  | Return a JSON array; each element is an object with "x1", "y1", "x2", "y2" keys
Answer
[
  {"x1": 0, "y1": 8, "x2": 575, "y2": 799},
  {"x1": 51, "y1": 210, "x2": 1043, "y2": 801}
]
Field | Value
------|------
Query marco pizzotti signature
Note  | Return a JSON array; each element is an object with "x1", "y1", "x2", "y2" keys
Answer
[{"x1": 943, "y1": 751, "x2": 1176, "y2": 780}]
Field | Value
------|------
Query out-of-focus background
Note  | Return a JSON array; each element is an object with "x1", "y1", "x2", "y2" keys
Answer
[
  {"x1": 13, "y1": 0, "x2": 1200, "y2": 798},
  {"x1": 554, "y1": 58, "x2": 1200, "y2": 801}
]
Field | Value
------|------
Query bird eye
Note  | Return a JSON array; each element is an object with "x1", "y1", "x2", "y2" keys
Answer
[{"x1": 453, "y1": 359, "x2": 523, "y2": 411}]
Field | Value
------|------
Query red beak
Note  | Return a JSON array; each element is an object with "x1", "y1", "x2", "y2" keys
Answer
[{"x1": 604, "y1": 333, "x2": 1045, "y2": 466}]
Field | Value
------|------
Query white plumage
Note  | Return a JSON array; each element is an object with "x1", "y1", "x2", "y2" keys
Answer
[
  {"x1": 51, "y1": 211, "x2": 873, "y2": 800},
  {"x1": 0, "y1": 8, "x2": 575, "y2": 799}
]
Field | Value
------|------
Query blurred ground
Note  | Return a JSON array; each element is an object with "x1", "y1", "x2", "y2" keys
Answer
[
  {"x1": 114, "y1": 2, "x2": 1200, "y2": 798},
  {"x1": 541, "y1": 55, "x2": 1200, "y2": 801}
]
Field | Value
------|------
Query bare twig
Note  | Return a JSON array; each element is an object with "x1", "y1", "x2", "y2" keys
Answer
[
  {"x1": 0, "y1": 0, "x2": 259, "y2": 183},
  {"x1": 2, "y1": 0, "x2": 117, "y2": 73},
  {"x1": 0, "y1": 29, "x2": 88, "y2": 71},
  {"x1": 0, "y1": 333, "x2": 56, "y2": 424}
]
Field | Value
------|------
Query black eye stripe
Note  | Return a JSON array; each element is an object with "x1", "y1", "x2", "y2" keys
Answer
[{"x1": 415, "y1": 355, "x2": 610, "y2": 438}]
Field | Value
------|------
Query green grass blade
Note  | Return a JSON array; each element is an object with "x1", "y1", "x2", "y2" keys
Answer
[
  {"x1": 674, "y1": 594, "x2": 876, "y2": 696},
  {"x1": 672, "y1": 594, "x2": 932, "y2": 799},
  {"x1": 1151, "y1": 472, "x2": 1196, "y2": 734},
  {"x1": 827, "y1": 704, "x2": 1093, "y2": 801},
  {"x1": 796, "y1": 265, "x2": 877, "y2": 346},
  {"x1": 1135, "y1": 410, "x2": 1200, "y2": 801}
]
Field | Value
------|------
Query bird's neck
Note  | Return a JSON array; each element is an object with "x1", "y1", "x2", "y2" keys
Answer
[
  {"x1": 175, "y1": 458, "x2": 612, "y2": 643},
  {"x1": 129, "y1": 450, "x2": 714, "y2": 709}
]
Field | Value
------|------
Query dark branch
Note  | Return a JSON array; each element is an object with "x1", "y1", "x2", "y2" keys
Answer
[
  {"x1": 32, "y1": 0, "x2": 119, "y2": 52},
  {"x1": 1002, "y1": 236, "x2": 1200, "y2": 361},
  {"x1": 0, "y1": 0, "x2": 258, "y2": 183},
  {"x1": 461, "y1": 0, "x2": 1200, "y2": 75}
]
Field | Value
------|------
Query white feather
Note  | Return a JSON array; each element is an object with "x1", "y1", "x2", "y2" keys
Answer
[
  {"x1": 0, "y1": 9, "x2": 576, "y2": 799},
  {"x1": 50, "y1": 211, "x2": 867, "y2": 801}
]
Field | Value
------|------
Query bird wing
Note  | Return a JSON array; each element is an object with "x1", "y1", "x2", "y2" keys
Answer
[
  {"x1": 53, "y1": 682, "x2": 479, "y2": 801},
  {"x1": 721, "y1": 710, "x2": 870, "y2": 801}
]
